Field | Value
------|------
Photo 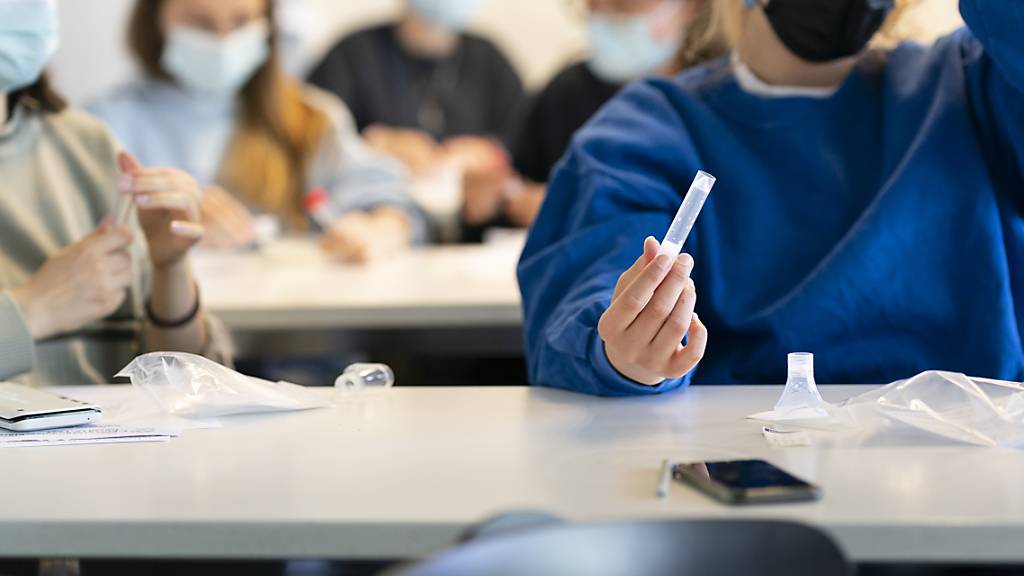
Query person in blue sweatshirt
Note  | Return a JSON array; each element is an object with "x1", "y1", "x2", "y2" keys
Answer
[{"x1": 518, "y1": 0, "x2": 1024, "y2": 396}]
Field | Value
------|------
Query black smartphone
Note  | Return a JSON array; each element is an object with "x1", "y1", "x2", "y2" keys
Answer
[{"x1": 673, "y1": 459, "x2": 821, "y2": 505}]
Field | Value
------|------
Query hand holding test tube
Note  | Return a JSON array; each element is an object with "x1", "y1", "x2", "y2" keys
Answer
[{"x1": 596, "y1": 170, "x2": 715, "y2": 386}]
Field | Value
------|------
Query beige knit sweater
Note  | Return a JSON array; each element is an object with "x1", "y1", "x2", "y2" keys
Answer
[{"x1": 0, "y1": 102, "x2": 227, "y2": 387}]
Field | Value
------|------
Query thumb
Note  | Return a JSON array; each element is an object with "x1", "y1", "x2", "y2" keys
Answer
[{"x1": 118, "y1": 151, "x2": 143, "y2": 175}]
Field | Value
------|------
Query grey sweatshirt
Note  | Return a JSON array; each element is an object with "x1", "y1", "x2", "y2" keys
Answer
[{"x1": 0, "y1": 101, "x2": 228, "y2": 387}]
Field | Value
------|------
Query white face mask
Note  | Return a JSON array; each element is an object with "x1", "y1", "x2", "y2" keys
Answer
[
  {"x1": 586, "y1": 1, "x2": 685, "y2": 84},
  {"x1": 409, "y1": 0, "x2": 485, "y2": 32},
  {"x1": 0, "y1": 0, "x2": 59, "y2": 92},
  {"x1": 161, "y1": 19, "x2": 270, "y2": 96}
]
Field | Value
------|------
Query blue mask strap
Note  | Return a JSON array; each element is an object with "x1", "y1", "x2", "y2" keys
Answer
[{"x1": 742, "y1": 0, "x2": 760, "y2": 8}]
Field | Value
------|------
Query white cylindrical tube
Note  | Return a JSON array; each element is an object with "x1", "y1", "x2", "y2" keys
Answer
[{"x1": 659, "y1": 170, "x2": 717, "y2": 258}]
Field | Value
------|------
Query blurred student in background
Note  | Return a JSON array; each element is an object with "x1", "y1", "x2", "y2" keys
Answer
[
  {"x1": 505, "y1": 0, "x2": 725, "y2": 232},
  {"x1": 308, "y1": 0, "x2": 525, "y2": 242},
  {"x1": 0, "y1": 0, "x2": 227, "y2": 387},
  {"x1": 89, "y1": 0, "x2": 424, "y2": 263},
  {"x1": 520, "y1": 0, "x2": 1024, "y2": 396}
]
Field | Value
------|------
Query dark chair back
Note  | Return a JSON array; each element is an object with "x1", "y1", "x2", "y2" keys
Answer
[{"x1": 391, "y1": 519, "x2": 849, "y2": 576}]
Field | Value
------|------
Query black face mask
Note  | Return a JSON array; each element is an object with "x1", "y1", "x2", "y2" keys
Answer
[{"x1": 760, "y1": 0, "x2": 895, "y2": 63}]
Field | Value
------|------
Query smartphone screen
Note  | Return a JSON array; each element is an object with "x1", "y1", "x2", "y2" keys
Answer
[{"x1": 674, "y1": 459, "x2": 820, "y2": 504}]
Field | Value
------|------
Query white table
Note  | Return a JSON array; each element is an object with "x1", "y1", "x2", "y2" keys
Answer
[
  {"x1": 2, "y1": 385, "x2": 1022, "y2": 564},
  {"x1": 194, "y1": 238, "x2": 523, "y2": 332},
  {"x1": 193, "y1": 238, "x2": 526, "y2": 365}
]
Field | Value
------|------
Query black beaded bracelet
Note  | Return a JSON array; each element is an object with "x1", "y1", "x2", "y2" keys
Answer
[{"x1": 146, "y1": 286, "x2": 201, "y2": 329}]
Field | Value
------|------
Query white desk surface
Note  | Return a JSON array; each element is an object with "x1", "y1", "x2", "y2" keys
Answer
[
  {"x1": 193, "y1": 237, "x2": 524, "y2": 331},
  {"x1": 2, "y1": 385, "x2": 1022, "y2": 564}
]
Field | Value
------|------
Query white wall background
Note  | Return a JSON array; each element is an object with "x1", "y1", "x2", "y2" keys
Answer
[{"x1": 50, "y1": 0, "x2": 963, "y2": 106}]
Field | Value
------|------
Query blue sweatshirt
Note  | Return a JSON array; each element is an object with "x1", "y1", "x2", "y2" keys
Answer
[{"x1": 518, "y1": 1, "x2": 1024, "y2": 396}]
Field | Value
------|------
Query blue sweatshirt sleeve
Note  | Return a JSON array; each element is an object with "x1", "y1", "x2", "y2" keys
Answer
[
  {"x1": 960, "y1": 0, "x2": 1024, "y2": 181},
  {"x1": 517, "y1": 81, "x2": 704, "y2": 397}
]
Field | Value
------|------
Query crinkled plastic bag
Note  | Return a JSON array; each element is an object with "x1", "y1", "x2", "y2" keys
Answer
[
  {"x1": 751, "y1": 370, "x2": 1024, "y2": 448},
  {"x1": 116, "y1": 352, "x2": 329, "y2": 418},
  {"x1": 842, "y1": 371, "x2": 1024, "y2": 447}
]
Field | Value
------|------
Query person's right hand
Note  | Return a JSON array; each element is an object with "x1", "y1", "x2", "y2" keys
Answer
[
  {"x1": 364, "y1": 125, "x2": 441, "y2": 174},
  {"x1": 9, "y1": 222, "x2": 134, "y2": 341},
  {"x1": 199, "y1": 186, "x2": 257, "y2": 250},
  {"x1": 597, "y1": 236, "x2": 708, "y2": 386}
]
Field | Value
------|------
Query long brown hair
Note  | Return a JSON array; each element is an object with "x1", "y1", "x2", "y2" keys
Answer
[
  {"x1": 127, "y1": 0, "x2": 330, "y2": 230},
  {"x1": 11, "y1": 73, "x2": 67, "y2": 114}
]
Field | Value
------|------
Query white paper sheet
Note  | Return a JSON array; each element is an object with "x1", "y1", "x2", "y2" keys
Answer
[{"x1": 0, "y1": 424, "x2": 176, "y2": 448}]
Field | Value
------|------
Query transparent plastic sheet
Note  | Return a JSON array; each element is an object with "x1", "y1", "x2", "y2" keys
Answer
[
  {"x1": 750, "y1": 370, "x2": 1024, "y2": 448},
  {"x1": 116, "y1": 352, "x2": 330, "y2": 418}
]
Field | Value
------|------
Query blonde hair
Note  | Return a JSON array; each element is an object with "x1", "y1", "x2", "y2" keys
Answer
[
  {"x1": 669, "y1": 0, "x2": 729, "y2": 73},
  {"x1": 695, "y1": 0, "x2": 925, "y2": 55}
]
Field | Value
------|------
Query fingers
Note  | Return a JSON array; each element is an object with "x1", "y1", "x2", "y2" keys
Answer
[
  {"x1": 648, "y1": 276, "x2": 697, "y2": 359},
  {"x1": 134, "y1": 192, "x2": 193, "y2": 211},
  {"x1": 322, "y1": 215, "x2": 375, "y2": 263},
  {"x1": 123, "y1": 171, "x2": 197, "y2": 194},
  {"x1": 665, "y1": 314, "x2": 709, "y2": 379},
  {"x1": 628, "y1": 256, "x2": 694, "y2": 344},
  {"x1": 170, "y1": 220, "x2": 204, "y2": 240},
  {"x1": 600, "y1": 251, "x2": 674, "y2": 334},
  {"x1": 323, "y1": 235, "x2": 370, "y2": 263},
  {"x1": 204, "y1": 190, "x2": 256, "y2": 243},
  {"x1": 88, "y1": 224, "x2": 134, "y2": 253},
  {"x1": 120, "y1": 170, "x2": 200, "y2": 204},
  {"x1": 106, "y1": 261, "x2": 134, "y2": 296},
  {"x1": 107, "y1": 250, "x2": 133, "y2": 276},
  {"x1": 134, "y1": 192, "x2": 200, "y2": 222},
  {"x1": 118, "y1": 151, "x2": 142, "y2": 175},
  {"x1": 598, "y1": 236, "x2": 707, "y2": 385},
  {"x1": 613, "y1": 237, "x2": 661, "y2": 296},
  {"x1": 116, "y1": 160, "x2": 206, "y2": 245}
]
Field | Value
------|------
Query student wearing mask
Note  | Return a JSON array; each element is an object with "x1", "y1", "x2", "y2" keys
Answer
[
  {"x1": 0, "y1": 0, "x2": 226, "y2": 387},
  {"x1": 90, "y1": 0, "x2": 424, "y2": 261},
  {"x1": 308, "y1": 0, "x2": 525, "y2": 242},
  {"x1": 520, "y1": 0, "x2": 1024, "y2": 396},
  {"x1": 506, "y1": 0, "x2": 725, "y2": 230}
]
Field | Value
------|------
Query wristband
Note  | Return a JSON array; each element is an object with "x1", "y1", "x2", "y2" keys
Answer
[{"x1": 146, "y1": 286, "x2": 201, "y2": 329}]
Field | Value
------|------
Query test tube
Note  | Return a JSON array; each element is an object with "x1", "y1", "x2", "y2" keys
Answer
[
  {"x1": 659, "y1": 170, "x2": 717, "y2": 258},
  {"x1": 111, "y1": 191, "x2": 134, "y2": 226}
]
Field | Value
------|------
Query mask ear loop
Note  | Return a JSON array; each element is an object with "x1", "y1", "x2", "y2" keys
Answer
[{"x1": 742, "y1": 0, "x2": 765, "y2": 8}]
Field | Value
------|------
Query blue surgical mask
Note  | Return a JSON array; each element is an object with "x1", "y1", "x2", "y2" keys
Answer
[
  {"x1": 161, "y1": 20, "x2": 270, "y2": 96},
  {"x1": 0, "y1": 0, "x2": 59, "y2": 92},
  {"x1": 586, "y1": 2, "x2": 685, "y2": 84},
  {"x1": 409, "y1": 0, "x2": 484, "y2": 32}
]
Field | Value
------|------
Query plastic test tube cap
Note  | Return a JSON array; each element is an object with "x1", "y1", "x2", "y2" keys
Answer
[{"x1": 335, "y1": 363, "x2": 395, "y2": 393}]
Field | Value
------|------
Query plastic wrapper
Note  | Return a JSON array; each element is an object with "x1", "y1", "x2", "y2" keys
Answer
[
  {"x1": 842, "y1": 371, "x2": 1024, "y2": 447},
  {"x1": 751, "y1": 369, "x2": 1024, "y2": 448},
  {"x1": 117, "y1": 352, "x2": 329, "y2": 418}
]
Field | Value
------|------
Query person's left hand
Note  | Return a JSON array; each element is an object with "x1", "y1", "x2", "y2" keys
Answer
[
  {"x1": 443, "y1": 136, "x2": 510, "y2": 174},
  {"x1": 118, "y1": 152, "x2": 204, "y2": 269},
  {"x1": 503, "y1": 181, "x2": 546, "y2": 228},
  {"x1": 461, "y1": 171, "x2": 508, "y2": 226},
  {"x1": 444, "y1": 136, "x2": 515, "y2": 226}
]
